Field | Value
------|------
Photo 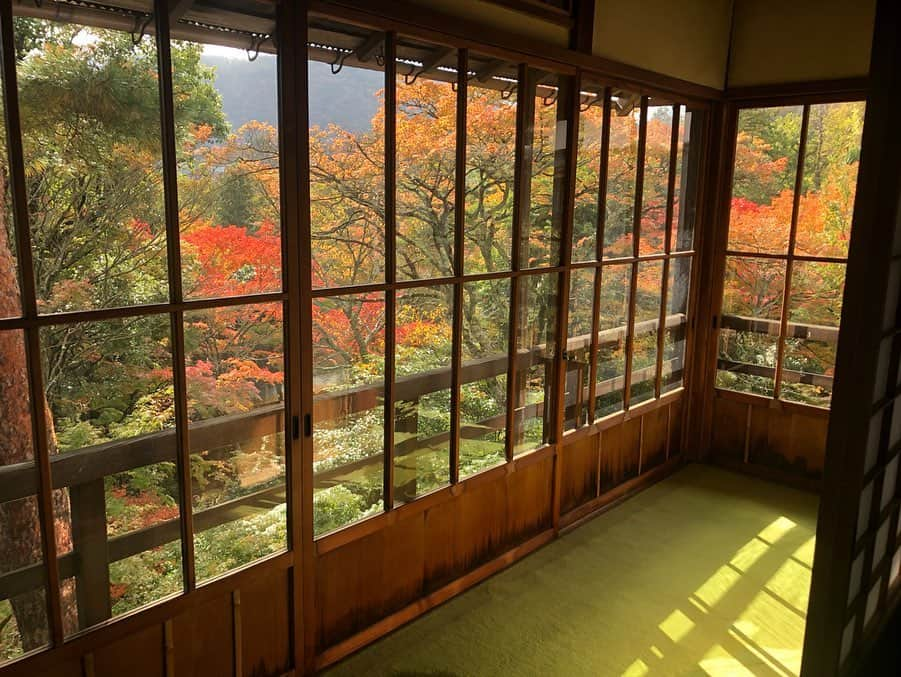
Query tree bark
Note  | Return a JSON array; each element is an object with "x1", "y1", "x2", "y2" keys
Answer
[{"x1": 0, "y1": 178, "x2": 76, "y2": 649}]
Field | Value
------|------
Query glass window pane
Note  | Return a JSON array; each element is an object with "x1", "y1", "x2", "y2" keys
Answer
[
  {"x1": 717, "y1": 256, "x2": 785, "y2": 396},
  {"x1": 524, "y1": 71, "x2": 568, "y2": 268},
  {"x1": 663, "y1": 258, "x2": 692, "y2": 394},
  {"x1": 309, "y1": 22, "x2": 386, "y2": 288},
  {"x1": 396, "y1": 40, "x2": 457, "y2": 281},
  {"x1": 312, "y1": 293, "x2": 385, "y2": 536},
  {"x1": 39, "y1": 316, "x2": 183, "y2": 632},
  {"x1": 795, "y1": 102, "x2": 865, "y2": 259},
  {"x1": 174, "y1": 18, "x2": 281, "y2": 301},
  {"x1": 604, "y1": 93, "x2": 640, "y2": 259},
  {"x1": 460, "y1": 279, "x2": 509, "y2": 477},
  {"x1": 394, "y1": 285, "x2": 453, "y2": 503},
  {"x1": 184, "y1": 303, "x2": 286, "y2": 581},
  {"x1": 564, "y1": 268, "x2": 595, "y2": 431},
  {"x1": 16, "y1": 11, "x2": 170, "y2": 314},
  {"x1": 781, "y1": 262, "x2": 845, "y2": 407},
  {"x1": 465, "y1": 55, "x2": 517, "y2": 274},
  {"x1": 728, "y1": 106, "x2": 803, "y2": 254},
  {"x1": 630, "y1": 261, "x2": 664, "y2": 405},
  {"x1": 513, "y1": 273, "x2": 557, "y2": 455},
  {"x1": 0, "y1": 330, "x2": 52, "y2": 660},
  {"x1": 672, "y1": 106, "x2": 702, "y2": 252},
  {"x1": 596, "y1": 263, "x2": 631, "y2": 417},
  {"x1": 572, "y1": 84, "x2": 604, "y2": 263},
  {"x1": 638, "y1": 103, "x2": 673, "y2": 257}
]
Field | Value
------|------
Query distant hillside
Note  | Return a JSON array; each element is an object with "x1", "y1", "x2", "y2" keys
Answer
[{"x1": 201, "y1": 53, "x2": 382, "y2": 133}]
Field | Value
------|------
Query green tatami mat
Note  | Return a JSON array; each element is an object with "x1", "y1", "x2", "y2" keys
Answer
[{"x1": 323, "y1": 463, "x2": 818, "y2": 677}]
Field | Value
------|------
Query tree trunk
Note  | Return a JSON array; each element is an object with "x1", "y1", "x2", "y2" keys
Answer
[{"x1": 0, "y1": 178, "x2": 77, "y2": 649}]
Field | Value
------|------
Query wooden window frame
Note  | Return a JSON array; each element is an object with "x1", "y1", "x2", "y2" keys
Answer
[
  {"x1": 712, "y1": 97, "x2": 866, "y2": 412},
  {"x1": 0, "y1": 0, "x2": 714, "y2": 671}
]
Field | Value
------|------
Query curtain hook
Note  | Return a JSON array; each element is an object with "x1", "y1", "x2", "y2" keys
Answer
[
  {"x1": 330, "y1": 49, "x2": 350, "y2": 74},
  {"x1": 247, "y1": 34, "x2": 266, "y2": 62},
  {"x1": 131, "y1": 14, "x2": 152, "y2": 46},
  {"x1": 403, "y1": 64, "x2": 420, "y2": 86}
]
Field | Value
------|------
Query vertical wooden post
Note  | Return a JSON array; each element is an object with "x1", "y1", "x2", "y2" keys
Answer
[
  {"x1": 69, "y1": 480, "x2": 112, "y2": 628},
  {"x1": 154, "y1": 0, "x2": 196, "y2": 593},
  {"x1": 384, "y1": 32, "x2": 398, "y2": 510},
  {"x1": 278, "y1": 1, "x2": 317, "y2": 673},
  {"x1": 622, "y1": 97, "x2": 649, "y2": 411}
]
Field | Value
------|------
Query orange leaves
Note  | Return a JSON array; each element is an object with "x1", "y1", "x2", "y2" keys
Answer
[{"x1": 182, "y1": 220, "x2": 281, "y2": 298}]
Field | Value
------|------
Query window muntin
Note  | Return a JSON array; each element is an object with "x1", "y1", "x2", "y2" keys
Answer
[
  {"x1": 717, "y1": 101, "x2": 865, "y2": 408},
  {"x1": 595, "y1": 261, "x2": 631, "y2": 418},
  {"x1": 176, "y1": 35, "x2": 281, "y2": 301},
  {"x1": 309, "y1": 28, "x2": 386, "y2": 289},
  {"x1": 671, "y1": 106, "x2": 697, "y2": 253},
  {"x1": 16, "y1": 15, "x2": 168, "y2": 314},
  {"x1": 564, "y1": 267, "x2": 595, "y2": 430},
  {"x1": 663, "y1": 258, "x2": 691, "y2": 394},
  {"x1": 513, "y1": 272, "x2": 558, "y2": 455},
  {"x1": 0, "y1": 0, "x2": 288, "y2": 646},
  {"x1": 728, "y1": 106, "x2": 803, "y2": 255},
  {"x1": 630, "y1": 260, "x2": 664, "y2": 406},
  {"x1": 464, "y1": 56, "x2": 517, "y2": 274},
  {"x1": 523, "y1": 70, "x2": 567, "y2": 269},
  {"x1": 393, "y1": 284, "x2": 454, "y2": 503},
  {"x1": 184, "y1": 302, "x2": 287, "y2": 581},
  {"x1": 39, "y1": 315, "x2": 184, "y2": 632},
  {"x1": 396, "y1": 38, "x2": 458, "y2": 282},
  {"x1": 460, "y1": 278, "x2": 509, "y2": 477},
  {"x1": 572, "y1": 87, "x2": 604, "y2": 263},
  {"x1": 794, "y1": 103, "x2": 865, "y2": 259},
  {"x1": 603, "y1": 94, "x2": 640, "y2": 260},
  {"x1": 312, "y1": 292, "x2": 386, "y2": 536},
  {"x1": 0, "y1": 5, "x2": 711, "y2": 659},
  {"x1": 638, "y1": 102, "x2": 673, "y2": 257},
  {"x1": 565, "y1": 86, "x2": 703, "y2": 430}
]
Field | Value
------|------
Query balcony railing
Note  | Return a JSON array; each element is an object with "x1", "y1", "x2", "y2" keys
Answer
[
  {"x1": 717, "y1": 314, "x2": 839, "y2": 388},
  {"x1": 0, "y1": 313, "x2": 689, "y2": 625}
]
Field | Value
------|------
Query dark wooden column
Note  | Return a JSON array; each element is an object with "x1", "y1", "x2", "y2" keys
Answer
[{"x1": 802, "y1": 0, "x2": 901, "y2": 673}]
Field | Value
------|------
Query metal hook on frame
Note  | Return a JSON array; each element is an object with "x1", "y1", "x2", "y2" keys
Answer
[
  {"x1": 329, "y1": 49, "x2": 351, "y2": 74},
  {"x1": 542, "y1": 89, "x2": 559, "y2": 107},
  {"x1": 247, "y1": 34, "x2": 267, "y2": 63},
  {"x1": 580, "y1": 93, "x2": 602, "y2": 113},
  {"x1": 501, "y1": 82, "x2": 517, "y2": 100},
  {"x1": 131, "y1": 14, "x2": 152, "y2": 46},
  {"x1": 403, "y1": 63, "x2": 421, "y2": 86}
]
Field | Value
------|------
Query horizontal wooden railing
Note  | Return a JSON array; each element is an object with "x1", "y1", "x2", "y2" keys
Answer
[
  {"x1": 718, "y1": 314, "x2": 838, "y2": 388},
  {"x1": 0, "y1": 313, "x2": 690, "y2": 608}
]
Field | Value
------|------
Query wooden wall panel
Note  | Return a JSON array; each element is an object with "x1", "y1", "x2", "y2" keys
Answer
[
  {"x1": 560, "y1": 434, "x2": 598, "y2": 514},
  {"x1": 749, "y1": 404, "x2": 827, "y2": 479},
  {"x1": 240, "y1": 568, "x2": 291, "y2": 677},
  {"x1": 172, "y1": 593, "x2": 235, "y2": 677},
  {"x1": 317, "y1": 533, "x2": 371, "y2": 649},
  {"x1": 92, "y1": 624, "x2": 164, "y2": 677},
  {"x1": 709, "y1": 395, "x2": 747, "y2": 463},
  {"x1": 33, "y1": 658, "x2": 82, "y2": 677},
  {"x1": 710, "y1": 391, "x2": 828, "y2": 485},
  {"x1": 641, "y1": 406, "x2": 668, "y2": 473},
  {"x1": 316, "y1": 456, "x2": 554, "y2": 652},
  {"x1": 382, "y1": 512, "x2": 427, "y2": 616},
  {"x1": 670, "y1": 399, "x2": 684, "y2": 457},
  {"x1": 505, "y1": 456, "x2": 554, "y2": 543}
]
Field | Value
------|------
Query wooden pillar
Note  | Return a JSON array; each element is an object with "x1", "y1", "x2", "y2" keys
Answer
[{"x1": 802, "y1": 0, "x2": 901, "y2": 673}]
